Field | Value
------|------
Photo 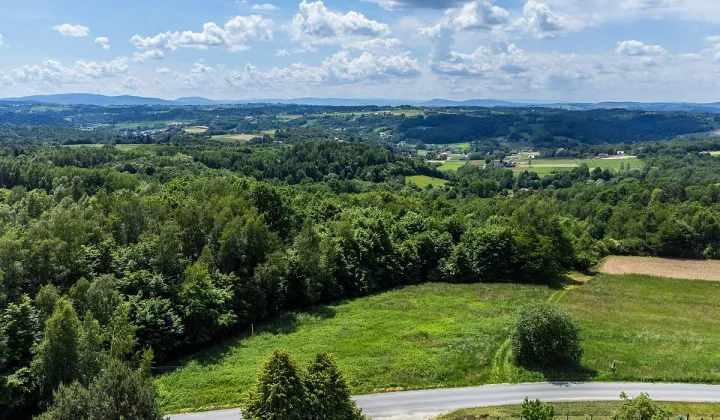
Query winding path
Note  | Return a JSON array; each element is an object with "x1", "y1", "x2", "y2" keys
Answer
[{"x1": 169, "y1": 382, "x2": 720, "y2": 419}]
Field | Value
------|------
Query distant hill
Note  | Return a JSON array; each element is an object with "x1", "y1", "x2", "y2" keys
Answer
[
  {"x1": 5, "y1": 94, "x2": 176, "y2": 106},
  {"x1": 4, "y1": 93, "x2": 720, "y2": 113}
]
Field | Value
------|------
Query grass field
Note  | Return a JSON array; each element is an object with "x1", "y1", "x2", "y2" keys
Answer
[
  {"x1": 211, "y1": 134, "x2": 262, "y2": 142},
  {"x1": 510, "y1": 157, "x2": 644, "y2": 175},
  {"x1": 430, "y1": 160, "x2": 469, "y2": 172},
  {"x1": 184, "y1": 126, "x2": 208, "y2": 134},
  {"x1": 440, "y1": 401, "x2": 720, "y2": 420},
  {"x1": 63, "y1": 144, "x2": 148, "y2": 150},
  {"x1": 563, "y1": 274, "x2": 720, "y2": 384},
  {"x1": 156, "y1": 282, "x2": 554, "y2": 412},
  {"x1": 113, "y1": 120, "x2": 189, "y2": 129},
  {"x1": 277, "y1": 114, "x2": 302, "y2": 122},
  {"x1": 406, "y1": 175, "x2": 448, "y2": 188}
]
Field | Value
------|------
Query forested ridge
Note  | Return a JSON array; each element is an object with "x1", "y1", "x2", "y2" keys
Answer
[{"x1": 2, "y1": 129, "x2": 720, "y2": 417}]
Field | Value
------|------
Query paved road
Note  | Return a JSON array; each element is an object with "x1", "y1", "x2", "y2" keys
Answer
[{"x1": 170, "y1": 382, "x2": 720, "y2": 419}]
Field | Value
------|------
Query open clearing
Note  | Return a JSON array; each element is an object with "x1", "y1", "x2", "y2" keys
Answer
[
  {"x1": 406, "y1": 175, "x2": 448, "y2": 188},
  {"x1": 440, "y1": 401, "x2": 720, "y2": 420},
  {"x1": 184, "y1": 126, "x2": 208, "y2": 134},
  {"x1": 156, "y1": 282, "x2": 553, "y2": 412},
  {"x1": 211, "y1": 134, "x2": 261, "y2": 142},
  {"x1": 508, "y1": 157, "x2": 644, "y2": 176},
  {"x1": 600, "y1": 256, "x2": 720, "y2": 281},
  {"x1": 564, "y1": 274, "x2": 720, "y2": 384},
  {"x1": 156, "y1": 272, "x2": 720, "y2": 413}
]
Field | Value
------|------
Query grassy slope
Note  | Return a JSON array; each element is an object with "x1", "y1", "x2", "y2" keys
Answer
[
  {"x1": 156, "y1": 273, "x2": 720, "y2": 413},
  {"x1": 440, "y1": 401, "x2": 720, "y2": 420},
  {"x1": 407, "y1": 175, "x2": 448, "y2": 188},
  {"x1": 564, "y1": 274, "x2": 720, "y2": 383},
  {"x1": 156, "y1": 283, "x2": 554, "y2": 412}
]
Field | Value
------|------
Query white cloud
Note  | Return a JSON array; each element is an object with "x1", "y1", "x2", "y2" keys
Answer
[
  {"x1": 225, "y1": 48, "x2": 420, "y2": 88},
  {"x1": 276, "y1": 49, "x2": 290, "y2": 56},
  {"x1": 517, "y1": 0, "x2": 584, "y2": 39},
  {"x1": 363, "y1": 0, "x2": 462, "y2": 10},
  {"x1": 95, "y1": 37, "x2": 111, "y2": 50},
  {"x1": 620, "y1": 0, "x2": 680, "y2": 10},
  {"x1": 252, "y1": 3, "x2": 278, "y2": 10},
  {"x1": 191, "y1": 62, "x2": 215, "y2": 73},
  {"x1": 5, "y1": 57, "x2": 129, "y2": 85},
  {"x1": 290, "y1": 1, "x2": 391, "y2": 46},
  {"x1": 431, "y1": 42, "x2": 529, "y2": 76},
  {"x1": 122, "y1": 77, "x2": 142, "y2": 90},
  {"x1": 52, "y1": 23, "x2": 90, "y2": 37},
  {"x1": 0, "y1": 34, "x2": 4, "y2": 47},
  {"x1": 156, "y1": 67, "x2": 172, "y2": 73},
  {"x1": 130, "y1": 15, "x2": 273, "y2": 52},
  {"x1": 616, "y1": 40, "x2": 667, "y2": 56},
  {"x1": 133, "y1": 50, "x2": 165, "y2": 62}
]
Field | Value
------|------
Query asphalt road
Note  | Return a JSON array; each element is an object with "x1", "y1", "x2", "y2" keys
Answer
[{"x1": 170, "y1": 382, "x2": 720, "y2": 419}]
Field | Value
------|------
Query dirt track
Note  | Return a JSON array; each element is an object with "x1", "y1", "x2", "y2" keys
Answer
[{"x1": 600, "y1": 256, "x2": 720, "y2": 281}]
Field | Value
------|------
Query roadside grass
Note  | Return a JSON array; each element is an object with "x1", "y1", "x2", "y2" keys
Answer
[
  {"x1": 563, "y1": 274, "x2": 720, "y2": 384},
  {"x1": 155, "y1": 282, "x2": 554, "y2": 413},
  {"x1": 439, "y1": 401, "x2": 720, "y2": 420},
  {"x1": 406, "y1": 175, "x2": 448, "y2": 188}
]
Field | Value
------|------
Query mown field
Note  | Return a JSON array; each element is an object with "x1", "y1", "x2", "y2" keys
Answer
[
  {"x1": 440, "y1": 401, "x2": 720, "y2": 420},
  {"x1": 510, "y1": 157, "x2": 644, "y2": 175},
  {"x1": 156, "y1": 283, "x2": 554, "y2": 412},
  {"x1": 406, "y1": 175, "x2": 448, "y2": 188},
  {"x1": 564, "y1": 274, "x2": 720, "y2": 383}
]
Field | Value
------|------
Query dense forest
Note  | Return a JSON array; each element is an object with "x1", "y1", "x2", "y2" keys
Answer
[{"x1": 2, "y1": 106, "x2": 720, "y2": 417}]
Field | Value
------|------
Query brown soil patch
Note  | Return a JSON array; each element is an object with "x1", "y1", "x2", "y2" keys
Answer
[{"x1": 600, "y1": 256, "x2": 720, "y2": 281}]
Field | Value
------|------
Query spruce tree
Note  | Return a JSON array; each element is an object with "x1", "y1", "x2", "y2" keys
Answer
[
  {"x1": 243, "y1": 349, "x2": 308, "y2": 420},
  {"x1": 305, "y1": 352, "x2": 365, "y2": 420}
]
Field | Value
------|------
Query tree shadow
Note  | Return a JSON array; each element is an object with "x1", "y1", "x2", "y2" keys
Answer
[{"x1": 157, "y1": 304, "x2": 337, "y2": 372}]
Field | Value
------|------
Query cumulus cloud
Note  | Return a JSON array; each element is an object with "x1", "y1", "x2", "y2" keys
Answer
[
  {"x1": 620, "y1": 0, "x2": 680, "y2": 11},
  {"x1": 616, "y1": 40, "x2": 667, "y2": 56},
  {"x1": 95, "y1": 37, "x2": 111, "y2": 50},
  {"x1": 290, "y1": 1, "x2": 391, "y2": 46},
  {"x1": 5, "y1": 57, "x2": 129, "y2": 85},
  {"x1": 133, "y1": 50, "x2": 165, "y2": 62},
  {"x1": 363, "y1": 0, "x2": 462, "y2": 10},
  {"x1": 431, "y1": 42, "x2": 529, "y2": 76},
  {"x1": 130, "y1": 15, "x2": 273, "y2": 52},
  {"x1": 52, "y1": 23, "x2": 90, "y2": 37},
  {"x1": 156, "y1": 67, "x2": 172, "y2": 73},
  {"x1": 122, "y1": 77, "x2": 142, "y2": 90},
  {"x1": 276, "y1": 49, "x2": 290, "y2": 56},
  {"x1": 225, "y1": 49, "x2": 420, "y2": 88},
  {"x1": 0, "y1": 34, "x2": 4, "y2": 47},
  {"x1": 252, "y1": 3, "x2": 278, "y2": 10},
  {"x1": 191, "y1": 62, "x2": 215, "y2": 73},
  {"x1": 422, "y1": 0, "x2": 510, "y2": 35},
  {"x1": 517, "y1": 0, "x2": 584, "y2": 39}
]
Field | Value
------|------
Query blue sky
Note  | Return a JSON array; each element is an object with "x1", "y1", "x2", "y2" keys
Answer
[{"x1": 1, "y1": 0, "x2": 720, "y2": 101}]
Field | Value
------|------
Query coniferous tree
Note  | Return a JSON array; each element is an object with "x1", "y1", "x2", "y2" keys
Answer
[
  {"x1": 305, "y1": 352, "x2": 365, "y2": 420},
  {"x1": 243, "y1": 349, "x2": 308, "y2": 420}
]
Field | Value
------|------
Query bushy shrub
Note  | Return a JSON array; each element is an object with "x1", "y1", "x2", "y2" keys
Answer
[{"x1": 511, "y1": 303, "x2": 582, "y2": 368}]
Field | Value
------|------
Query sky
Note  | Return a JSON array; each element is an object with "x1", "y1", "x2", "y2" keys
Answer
[{"x1": 1, "y1": 0, "x2": 720, "y2": 102}]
